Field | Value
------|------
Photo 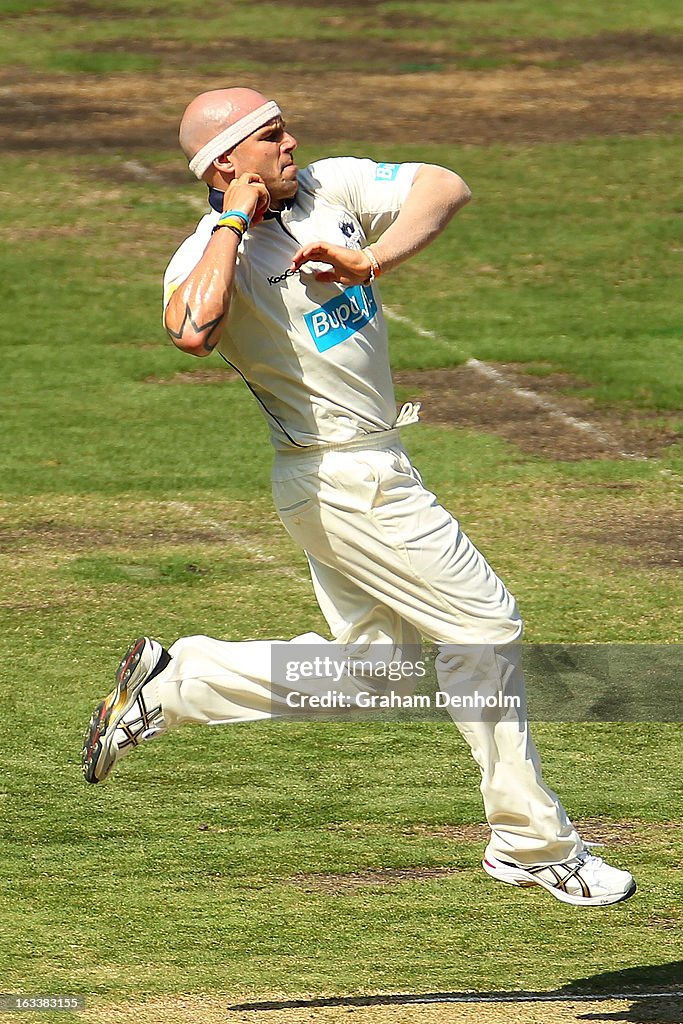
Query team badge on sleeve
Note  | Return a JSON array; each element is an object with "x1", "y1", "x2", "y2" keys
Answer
[{"x1": 375, "y1": 162, "x2": 400, "y2": 181}]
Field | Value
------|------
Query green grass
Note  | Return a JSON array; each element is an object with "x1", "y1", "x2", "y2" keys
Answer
[
  {"x1": 1, "y1": 642, "x2": 681, "y2": 1001},
  {"x1": 1, "y1": 2, "x2": 682, "y2": 1018},
  {"x1": 1, "y1": 0, "x2": 682, "y2": 72},
  {"x1": 2, "y1": 135, "x2": 681, "y2": 513}
]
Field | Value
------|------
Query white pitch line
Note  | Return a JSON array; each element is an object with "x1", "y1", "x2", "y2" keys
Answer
[
  {"x1": 411, "y1": 991, "x2": 683, "y2": 1005},
  {"x1": 384, "y1": 307, "x2": 649, "y2": 461},
  {"x1": 122, "y1": 159, "x2": 162, "y2": 183},
  {"x1": 163, "y1": 501, "x2": 307, "y2": 583}
]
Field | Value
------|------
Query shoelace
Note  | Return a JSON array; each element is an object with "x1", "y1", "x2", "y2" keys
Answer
[{"x1": 575, "y1": 852, "x2": 605, "y2": 880}]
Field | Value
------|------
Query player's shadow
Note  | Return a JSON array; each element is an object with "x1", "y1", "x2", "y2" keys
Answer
[
  {"x1": 227, "y1": 962, "x2": 682, "y2": 1022},
  {"x1": 571, "y1": 963, "x2": 683, "y2": 1023}
]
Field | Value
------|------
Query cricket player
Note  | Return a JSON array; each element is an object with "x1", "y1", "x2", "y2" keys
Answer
[{"x1": 81, "y1": 87, "x2": 636, "y2": 907}]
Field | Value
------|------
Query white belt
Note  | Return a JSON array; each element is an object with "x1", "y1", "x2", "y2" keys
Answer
[{"x1": 274, "y1": 402, "x2": 422, "y2": 459}]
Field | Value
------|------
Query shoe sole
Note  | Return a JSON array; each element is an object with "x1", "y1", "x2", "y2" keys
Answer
[
  {"x1": 81, "y1": 638, "x2": 150, "y2": 784},
  {"x1": 482, "y1": 858, "x2": 637, "y2": 907}
]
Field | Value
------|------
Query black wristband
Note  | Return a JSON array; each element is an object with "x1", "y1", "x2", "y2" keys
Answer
[{"x1": 211, "y1": 223, "x2": 243, "y2": 240}]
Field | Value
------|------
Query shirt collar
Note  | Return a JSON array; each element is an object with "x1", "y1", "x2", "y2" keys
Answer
[{"x1": 207, "y1": 186, "x2": 292, "y2": 218}]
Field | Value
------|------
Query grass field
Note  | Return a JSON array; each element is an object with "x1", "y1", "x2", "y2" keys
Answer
[{"x1": 1, "y1": 2, "x2": 682, "y2": 1022}]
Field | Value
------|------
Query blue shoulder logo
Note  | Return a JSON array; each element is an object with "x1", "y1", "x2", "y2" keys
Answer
[
  {"x1": 375, "y1": 162, "x2": 400, "y2": 181},
  {"x1": 304, "y1": 285, "x2": 378, "y2": 352}
]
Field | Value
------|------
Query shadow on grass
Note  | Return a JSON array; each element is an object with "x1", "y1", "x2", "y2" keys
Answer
[{"x1": 228, "y1": 962, "x2": 683, "y2": 1022}]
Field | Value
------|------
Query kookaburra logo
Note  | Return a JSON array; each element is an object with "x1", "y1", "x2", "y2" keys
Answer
[{"x1": 267, "y1": 268, "x2": 298, "y2": 286}]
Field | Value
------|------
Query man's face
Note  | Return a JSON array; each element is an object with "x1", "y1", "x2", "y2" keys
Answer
[{"x1": 228, "y1": 117, "x2": 298, "y2": 206}]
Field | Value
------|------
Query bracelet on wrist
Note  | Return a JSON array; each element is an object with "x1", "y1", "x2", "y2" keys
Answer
[
  {"x1": 362, "y1": 246, "x2": 381, "y2": 284},
  {"x1": 211, "y1": 221, "x2": 244, "y2": 241},
  {"x1": 221, "y1": 209, "x2": 251, "y2": 228},
  {"x1": 212, "y1": 208, "x2": 251, "y2": 238},
  {"x1": 212, "y1": 219, "x2": 246, "y2": 238}
]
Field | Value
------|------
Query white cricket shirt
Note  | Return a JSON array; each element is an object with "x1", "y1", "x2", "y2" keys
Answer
[{"x1": 163, "y1": 158, "x2": 422, "y2": 452}]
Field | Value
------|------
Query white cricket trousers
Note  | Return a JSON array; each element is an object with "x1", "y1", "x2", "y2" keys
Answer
[{"x1": 155, "y1": 431, "x2": 583, "y2": 867}]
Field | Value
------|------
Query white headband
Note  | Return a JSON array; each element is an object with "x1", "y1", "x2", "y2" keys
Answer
[{"x1": 188, "y1": 101, "x2": 281, "y2": 179}]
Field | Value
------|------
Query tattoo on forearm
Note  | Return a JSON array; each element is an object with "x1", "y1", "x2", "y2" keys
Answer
[{"x1": 166, "y1": 303, "x2": 224, "y2": 352}]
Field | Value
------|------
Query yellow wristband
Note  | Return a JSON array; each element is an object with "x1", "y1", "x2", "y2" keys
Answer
[{"x1": 212, "y1": 215, "x2": 247, "y2": 239}]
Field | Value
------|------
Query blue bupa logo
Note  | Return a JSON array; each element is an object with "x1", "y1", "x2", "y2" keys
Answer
[
  {"x1": 375, "y1": 162, "x2": 400, "y2": 181},
  {"x1": 304, "y1": 285, "x2": 378, "y2": 352}
]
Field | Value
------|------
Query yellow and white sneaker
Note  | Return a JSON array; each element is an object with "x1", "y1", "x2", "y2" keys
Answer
[{"x1": 81, "y1": 637, "x2": 169, "y2": 784}]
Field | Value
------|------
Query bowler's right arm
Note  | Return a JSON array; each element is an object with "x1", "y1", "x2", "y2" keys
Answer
[{"x1": 164, "y1": 173, "x2": 269, "y2": 358}]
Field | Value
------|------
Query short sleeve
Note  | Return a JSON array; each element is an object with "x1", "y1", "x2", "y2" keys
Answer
[
  {"x1": 162, "y1": 215, "x2": 216, "y2": 312},
  {"x1": 299, "y1": 157, "x2": 423, "y2": 242}
]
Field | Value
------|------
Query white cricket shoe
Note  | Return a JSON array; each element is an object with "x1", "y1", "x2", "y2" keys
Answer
[
  {"x1": 483, "y1": 851, "x2": 636, "y2": 907},
  {"x1": 81, "y1": 637, "x2": 169, "y2": 784}
]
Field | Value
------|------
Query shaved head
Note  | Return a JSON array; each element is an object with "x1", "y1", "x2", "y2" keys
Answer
[
  {"x1": 177, "y1": 85, "x2": 298, "y2": 204},
  {"x1": 179, "y1": 88, "x2": 271, "y2": 161}
]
